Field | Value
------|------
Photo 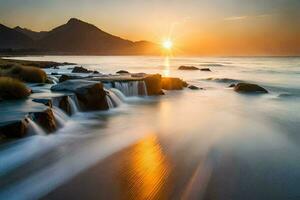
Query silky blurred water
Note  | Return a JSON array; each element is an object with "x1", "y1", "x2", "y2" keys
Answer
[{"x1": 1, "y1": 56, "x2": 300, "y2": 200}]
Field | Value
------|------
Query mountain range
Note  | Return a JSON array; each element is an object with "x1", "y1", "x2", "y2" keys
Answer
[{"x1": 0, "y1": 18, "x2": 159, "y2": 55}]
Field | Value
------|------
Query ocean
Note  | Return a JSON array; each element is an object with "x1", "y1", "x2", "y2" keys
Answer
[{"x1": 1, "y1": 56, "x2": 300, "y2": 199}]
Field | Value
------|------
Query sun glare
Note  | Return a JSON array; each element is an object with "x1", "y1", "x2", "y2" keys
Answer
[{"x1": 162, "y1": 39, "x2": 173, "y2": 50}]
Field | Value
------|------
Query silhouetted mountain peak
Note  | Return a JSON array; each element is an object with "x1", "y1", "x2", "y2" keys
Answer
[{"x1": 67, "y1": 18, "x2": 88, "y2": 26}]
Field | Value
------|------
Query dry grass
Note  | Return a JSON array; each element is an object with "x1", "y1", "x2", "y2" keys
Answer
[
  {"x1": 0, "y1": 63, "x2": 47, "y2": 83},
  {"x1": 0, "y1": 77, "x2": 30, "y2": 100}
]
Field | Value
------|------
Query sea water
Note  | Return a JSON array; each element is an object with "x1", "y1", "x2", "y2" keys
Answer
[{"x1": 0, "y1": 56, "x2": 300, "y2": 199}]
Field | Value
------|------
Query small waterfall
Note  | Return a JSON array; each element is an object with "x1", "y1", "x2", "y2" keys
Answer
[
  {"x1": 27, "y1": 118, "x2": 46, "y2": 136},
  {"x1": 67, "y1": 96, "x2": 78, "y2": 114},
  {"x1": 105, "y1": 89, "x2": 123, "y2": 108},
  {"x1": 48, "y1": 75, "x2": 59, "y2": 84},
  {"x1": 138, "y1": 81, "x2": 148, "y2": 96},
  {"x1": 114, "y1": 81, "x2": 139, "y2": 96},
  {"x1": 110, "y1": 88, "x2": 126, "y2": 102},
  {"x1": 113, "y1": 81, "x2": 148, "y2": 96},
  {"x1": 52, "y1": 106, "x2": 69, "y2": 127},
  {"x1": 106, "y1": 95, "x2": 114, "y2": 109}
]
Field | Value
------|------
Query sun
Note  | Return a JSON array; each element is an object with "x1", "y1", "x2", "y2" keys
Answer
[{"x1": 162, "y1": 39, "x2": 173, "y2": 50}]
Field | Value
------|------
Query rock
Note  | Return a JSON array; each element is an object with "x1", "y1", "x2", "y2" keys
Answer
[
  {"x1": 32, "y1": 98, "x2": 52, "y2": 107},
  {"x1": 51, "y1": 80, "x2": 109, "y2": 111},
  {"x1": 228, "y1": 83, "x2": 236, "y2": 88},
  {"x1": 234, "y1": 83, "x2": 268, "y2": 93},
  {"x1": 188, "y1": 85, "x2": 201, "y2": 90},
  {"x1": 116, "y1": 70, "x2": 130, "y2": 74},
  {"x1": 200, "y1": 68, "x2": 211, "y2": 72},
  {"x1": 51, "y1": 72, "x2": 59, "y2": 75},
  {"x1": 178, "y1": 66, "x2": 199, "y2": 70},
  {"x1": 58, "y1": 96, "x2": 72, "y2": 115},
  {"x1": 59, "y1": 74, "x2": 81, "y2": 82},
  {"x1": 30, "y1": 108, "x2": 57, "y2": 133},
  {"x1": 182, "y1": 81, "x2": 188, "y2": 87},
  {"x1": 72, "y1": 66, "x2": 92, "y2": 73},
  {"x1": 131, "y1": 73, "x2": 147, "y2": 78},
  {"x1": 143, "y1": 74, "x2": 163, "y2": 95},
  {"x1": 52, "y1": 66, "x2": 59, "y2": 69},
  {"x1": 161, "y1": 77, "x2": 184, "y2": 90},
  {"x1": 93, "y1": 70, "x2": 100, "y2": 74},
  {"x1": 0, "y1": 119, "x2": 28, "y2": 138}
]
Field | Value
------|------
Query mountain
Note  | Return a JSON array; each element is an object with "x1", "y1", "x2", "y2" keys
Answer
[
  {"x1": 0, "y1": 24, "x2": 34, "y2": 49},
  {"x1": 0, "y1": 18, "x2": 159, "y2": 55},
  {"x1": 14, "y1": 26, "x2": 48, "y2": 40}
]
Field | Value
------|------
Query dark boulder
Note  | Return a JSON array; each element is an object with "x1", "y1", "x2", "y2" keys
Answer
[
  {"x1": 188, "y1": 85, "x2": 201, "y2": 90},
  {"x1": 51, "y1": 80, "x2": 109, "y2": 111},
  {"x1": 162, "y1": 77, "x2": 184, "y2": 90},
  {"x1": 0, "y1": 119, "x2": 29, "y2": 138},
  {"x1": 59, "y1": 74, "x2": 81, "y2": 82},
  {"x1": 178, "y1": 66, "x2": 199, "y2": 70},
  {"x1": 72, "y1": 66, "x2": 92, "y2": 73},
  {"x1": 58, "y1": 96, "x2": 72, "y2": 115},
  {"x1": 234, "y1": 83, "x2": 268, "y2": 93},
  {"x1": 200, "y1": 68, "x2": 211, "y2": 72},
  {"x1": 30, "y1": 108, "x2": 57, "y2": 133},
  {"x1": 182, "y1": 81, "x2": 188, "y2": 87},
  {"x1": 32, "y1": 98, "x2": 52, "y2": 107},
  {"x1": 116, "y1": 70, "x2": 130, "y2": 74},
  {"x1": 143, "y1": 74, "x2": 163, "y2": 95},
  {"x1": 93, "y1": 70, "x2": 100, "y2": 74},
  {"x1": 228, "y1": 83, "x2": 236, "y2": 88}
]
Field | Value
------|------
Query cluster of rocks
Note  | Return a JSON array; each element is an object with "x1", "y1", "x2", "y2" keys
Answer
[{"x1": 178, "y1": 65, "x2": 211, "y2": 72}]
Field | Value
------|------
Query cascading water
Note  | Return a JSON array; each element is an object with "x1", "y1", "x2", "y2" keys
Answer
[
  {"x1": 26, "y1": 118, "x2": 46, "y2": 136},
  {"x1": 52, "y1": 106, "x2": 69, "y2": 127},
  {"x1": 67, "y1": 96, "x2": 78, "y2": 114},
  {"x1": 114, "y1": 81, "x2": 148, "y2": 96},
  {"x1": 105, "y1": 89, "x2": 123, "y2": 108},
  {"x1": 48, "y1": 76, "x2": 59, "y2": 84}
]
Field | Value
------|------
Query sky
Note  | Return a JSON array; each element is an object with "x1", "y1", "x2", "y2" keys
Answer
[{"x1": 1, "y1": 0, "x2": 300, "y2": 55}]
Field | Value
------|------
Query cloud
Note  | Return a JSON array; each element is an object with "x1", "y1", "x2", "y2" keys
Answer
[{"x1": 224, "y1": 14, "x2": 273, "y2": 21}]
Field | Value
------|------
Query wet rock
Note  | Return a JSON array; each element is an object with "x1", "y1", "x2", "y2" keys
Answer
[
  {"x1": 72, "y1": 66, "x2": 92, "y2": 73},
  {"x1": 58, "y1": 96, "x2": 72, "y2": 115},
  {"x1": 32, "y1": 98, "x2": 52, "y2": 107},
  {"x1": 188, "y1": 85, "x2": 201, "y2": 90},
  {"x1": 51, "y1": 72, "x2": 59, "y2": 75},
  {"x1": 182, "y1": 81, "x2": 188, "y2": 87},
  {"x1": 228, "y1": 83, "x2": 236, "y2": 88},
  {"x1": 200, "y1": 68, "x2": 211, "y2": 72},
  {"x1": 30, "y1": 108, "x2": 57, "y2": 133},
  {"x1": 162, "y1": 77, "x2": 184, "y2": 90},
  {"x1": 0, "y1": 119, "x2": 28, "y2": 138},
  {"x1": 234, "y1": 83, "x2": 268, "y2": 93},
  {"x1": 143, "y1": 74, "x2": 163, "y2": 95},
  {"x1": 178, "y1": 66, "x2": 199, "y2": 70},
  {"x1": 52, "y1": 66, "x2": 59, "y2": 69},
  {"x1": 131, "y1": 73, "x2": 147, "y2": 78},
  {"x1": 51, "y1": 80, "x2": 109, "y2": 111},
  {"x1": 93, "y1": 70, "x2": 100, "y2": 74},
  {"x1": 59, "y1": 74, "x2": 81, "y2": 82},
  {"x1": 116, "y1": 70, "x2": 130, "y2": 74}
]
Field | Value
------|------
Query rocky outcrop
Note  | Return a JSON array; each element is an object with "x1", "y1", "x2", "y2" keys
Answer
[
  {"x1": 30, "y1": 108, "x2": 57, "y2": 133},
  {"x1": 143, "y1": 74, "x2": 164, "y2": 95},
  {"x1": 178, "y1": 66, "x2": 199, "y2": 70},
  {"x1": 58, "y1": 96, "x2": 72, "y2": 115},
  {"x1": 32, "y1": 98, "x2": 52, "y2": 107},
  {"x1": 228, "y1": 83, "x2": 236, "y2": 88},
  {"x1": 200, "y1": 68, "x2": 211, "y2": 72},
  {"x1": 51, "y1": 80, "x2": 109, "y2": 111},
  {"x1": 188, "y1": 85, "x2": 201, "y2": 90},
  {"x1": 116, "y1": 70, "x2": 129, "y2": 74},
  {"x1": 72, "y1": 66, "x2": 92, "y2": 73},
  {"x1": 162, "y1": 77, "x2": 184, "y2": 90},
  {"x1": 0, "y1": 119, "x2": 28, "y2": 138},
  {"x1": 59, "y1": 74, "x2": 82, "y2": 82},
  {"x1": 234, "y1": 83, "x2": 268, "y2": 93}
]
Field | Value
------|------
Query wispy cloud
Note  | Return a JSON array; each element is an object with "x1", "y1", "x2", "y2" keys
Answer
[{"x1": 224, "y1": 14, "x2": 273, "y2": 21}]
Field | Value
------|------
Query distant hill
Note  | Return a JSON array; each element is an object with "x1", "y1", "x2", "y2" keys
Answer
[
  {"x1": 0, "y1": 18, "x2": 159, "y2": 55},
  {"x1": 0, "y1": 24, "x2": 34, "y2": 49},
  {"x1": 14, "y1": 26, "x2": 48, "y2": 41}
]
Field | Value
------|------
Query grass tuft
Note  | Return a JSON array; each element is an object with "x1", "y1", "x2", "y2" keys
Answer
[{"x1": 0, "y1": 77, "x2": 30, "y2": 100}]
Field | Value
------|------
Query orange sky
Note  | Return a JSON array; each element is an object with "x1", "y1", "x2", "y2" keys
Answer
[{"x1": 1, "y1": 0, "x2": 300, "y2": 56}]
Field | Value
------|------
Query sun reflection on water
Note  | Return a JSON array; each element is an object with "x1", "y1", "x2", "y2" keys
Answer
[
  {"x1": 163, "y1": 56, "x2": 171, "y2": 77},
  {"x1": 119, "y1": 135, "x2": 171, "y2": 199}
]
